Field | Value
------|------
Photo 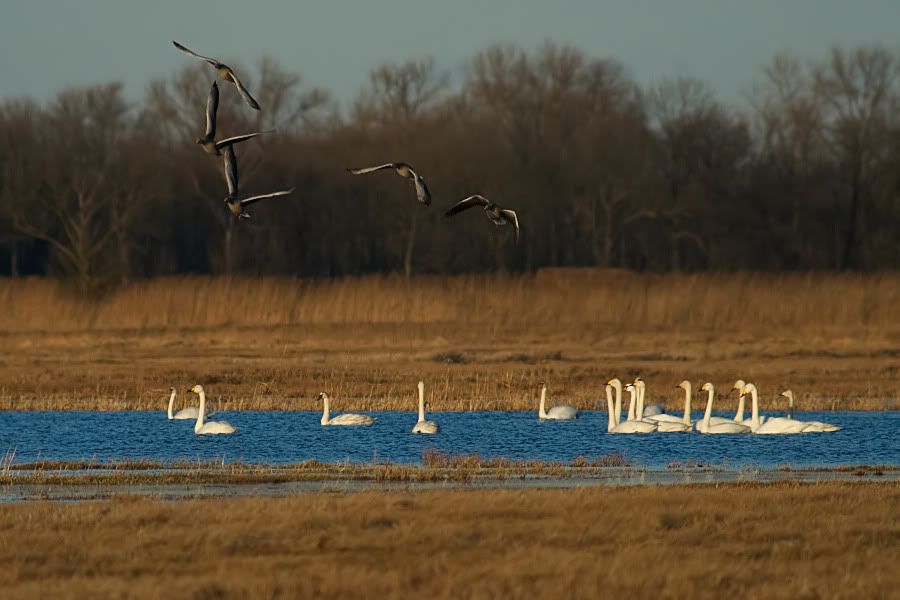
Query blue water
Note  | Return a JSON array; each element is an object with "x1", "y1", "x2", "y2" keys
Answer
[{"x1": 0, "y1": 411, "x2": 897, "y2": 468}]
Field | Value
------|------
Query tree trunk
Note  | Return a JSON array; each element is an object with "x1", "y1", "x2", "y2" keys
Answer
[
  {"x1": 403, "y1": 211, "x2": 418, "y2": 279},
  {"x1": 840, "y1": 173, "x2": 862, "y2": 271},
  {"x1": 223, "y1": 220, "x2": 234, "y2": 276}
]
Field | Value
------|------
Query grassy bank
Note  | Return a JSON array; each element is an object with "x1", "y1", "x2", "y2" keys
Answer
[
  {"x1": 0, "y1": 481, "x2": 896, "y2": 598},
  {"x1": 1, "y1": 271, "x2": 898, "y2": 411}
]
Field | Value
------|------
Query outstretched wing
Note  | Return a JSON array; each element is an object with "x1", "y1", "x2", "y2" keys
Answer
[
  {"x1": 204, "y1": 81, "x2": 219, "y2": 139},
  {"x1": 172, "y1": 41, "x2": 218, "y2": 66},
  {"x1": 500, "y1": 209, "x2": 520, "y2": 244},
  {"x1": 215, "y1": 131, "x2": 269, "y2": 150},
  {"x1": 445, "y1": 194, "x2": 490, "y2": 217},
  {"x1": 240, "y1": 188, "x2": 295, "y2": 207},
  {"x1": 346, "y1": 164, "x2": 395, "y2": 175},
  {"x1": 223, "y1": 146, "x2": 239, "y2": 198},
  {"x1": 227, "y1": 69, "x2": 261, "y2": 110},
  {"x1": 410, "y1": 171, "x2": 431, "y2": 205}
]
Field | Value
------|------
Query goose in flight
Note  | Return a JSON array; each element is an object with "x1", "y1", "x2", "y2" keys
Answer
[
  {"x1": 346, "y1": 162, "x2": 431, "y2": 205},
  {"x1": 196, "y1": 81, "x2": 269, "y2": 156},
  {"x1": 172, "y1": 41, "x2": 261, "y2": 110},
  {"x1": 188, "y1": 385, "x2": 236, "y2": 435},
  {"x1": 222, "y1": 145, "x2": 294, "y2": 220},
  {"x1": 444, "y1": 195, "x2": 519, "y2": 243},
  {"x1": 318, "y1": 392, "x2": 374, "y2": 426}
]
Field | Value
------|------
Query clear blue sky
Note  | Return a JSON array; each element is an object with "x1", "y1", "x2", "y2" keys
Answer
[{"x1": 2, "y1": 1, "x2": 898, "y2": 108}]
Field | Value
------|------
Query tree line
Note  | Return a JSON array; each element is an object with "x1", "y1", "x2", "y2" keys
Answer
[{"x1": 2, "y1": 42, "x2": 900, "y2": 290}]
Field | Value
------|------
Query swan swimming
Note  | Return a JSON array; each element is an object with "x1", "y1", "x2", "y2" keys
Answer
[
  {"x1": 608, "y1": 381, "x2": 657, "y2": 433},
  {"x1": 634, "y1": 378, "x2": 666, "y2": 418},
  {"x1": 318, "y1": 392, "x2": 375, "y2": 426},
  {"x1": 166, "y1": 387, "x2": 200, "y2": 420},
  {"x1": 697, "y1": 383, "x2": 750, "y2": 434},
  {"x1": 731, "y1": 379, "x2": 765, "y2": 425},
  {"x1": 653, "y1": 381, "x2": 693, "y2": 432},
  {"x1": 780, "y1": 390, "x2": 841, "y2": 432},
  {"x1": 742, "y1": 383, "x2": 814, "y2": 434},
  {"x1": 189, "y1": 385, "x2": 236, "y2": 435},
  {"x1": 412, "y1": 381, "x2": 439, "y2": 434},
  {"x1": 537, "y1": 381, "x2": 577, "y2": 420}
]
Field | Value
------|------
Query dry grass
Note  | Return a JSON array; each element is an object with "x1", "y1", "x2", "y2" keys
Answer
[
  {"x1": 0, "y1": 482, "x2": 896, "y2": 598},
  {"x1": 1, "y1": 271, "x2": 899, "y2": 411}
]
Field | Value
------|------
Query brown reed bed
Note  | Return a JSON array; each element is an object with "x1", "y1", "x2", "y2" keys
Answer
[
  {"x1": 0, "y1": 271, "x2": 898, "y2": 411},
  {"x1": 0, "y1": 481, "x2": 896, "y2": 598}
]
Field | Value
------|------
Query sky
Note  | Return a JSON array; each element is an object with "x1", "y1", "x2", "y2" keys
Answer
[{"x1": 2, "y1": 1, "x2": 899, "y2": 109}]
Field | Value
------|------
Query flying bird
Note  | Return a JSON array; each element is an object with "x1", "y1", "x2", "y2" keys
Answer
[
  {"x1": 444, "y1": 195, "x2": 520, "y2": 243},
  {"x1": 346, "y1": 162, "x2": 431, "y2": 205},
  {"x1": 196, "y1": 81, "x2": 269, "y2": 156},
  {"x1": 222, "y1": 145, "x2": 294, "y2": 220},
  {"x1": 173, "y1": 40, "x2": 261, "y2": 110}
]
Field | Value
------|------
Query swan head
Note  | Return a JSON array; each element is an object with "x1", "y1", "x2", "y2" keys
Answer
[
  {"x1": 700, "y1": 382, "x2": 714, "y2": 392},
  {"x1": 780, "y1": 390, "x2": 794, "y2": 399},
  {"x1": 732, "y1": 379, "x2": 746, "y2": 392},
  {"x1": 189, "y1": 384, "x2": 204, "y2": 394},
  {"x1": 316, "y1": 392, "x2": 329, "y2": 401},
  {"x1": 624, "y1": 383, "x2": 635, "y2": 393},
  {"x1": 676, "y1": 380, "x2": 690, "y2": 390},
  {"x1": 169, "y1": 387, "x2": 176, "y2": 393},
  {"x1": 633, "y1": 377, "x2": 644, "y2": 387},
  {"x1": 607, "y1": 377, "x2": 621, "y2": 387},
  {"x1": 740, "y1": 382, "x2": 756, "y2": 396}
]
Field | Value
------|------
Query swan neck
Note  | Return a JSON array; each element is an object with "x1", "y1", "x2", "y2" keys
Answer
[
  {"x1": 703, "y1": 388, "x2": 714, "y2": 426},
  {"x1": 636, "y1": 384, "x2": 645, "y2": 419},
  {"x1": 539, "y1": 386, "x2": 547, "y2": 418},
  {"x1": 750, "y1": 386, "x2": 760, "y2": 428},
  {"x1": 683, "y1": 385, "x2": 692, "y2": 424},
  {"x1": 167, "y1": 390, "x2": 175, "y2": 419},
  {"x1": 194, "y1": 390, "x2": 205, "y2": 432},
  {"x1": 613, "y1": 383, "x2": 622, "y2": 425},
  {"x1": 418, "y1": 384, "x2": 425, "y2": 422},
  {"x1": 734, "y1": 391, "x2": 746, "y2": 421},
  {"x1": 626, "y1": 388, "x2": 636, "y2": 421},
  {"x1": 606, "y1": 386, "x2": 615, "y2": 431},
  {"x1": 322, "y1": 395, "x2": 330, "y2": 424}
]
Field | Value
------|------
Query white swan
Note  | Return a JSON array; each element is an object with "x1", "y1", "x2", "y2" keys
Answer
[
  {"x1": 634, "y1": 378, "x2": 666, "y2": 417},
  {"x1": 318, "y1": 392, "x2": 374, "y2": 426},
  {"x1": 644, "y1": 380, "x2": 690, "y2": 424},
  {"x1": 742, "y1": 383, "x2": 813, "y2": 434},
  {"x1": 697, "y1": 383, "x2": 750, "y2": 434},
  {"x1": 653, "y1": 381, "x2": 693, "y2": 432},
  {"x1": 608, "y1": 382, "x2": 657, "y2": 433},
  {"x1": 731, "y1": 379, "x2": 765, "y2": 425},
  {"x1": 538, "y1": 381, "x2": 577, "y2": 420},
  {"x1": 412, "y1": 381, "x2": 439, "y2": 434},
  {"x1": 780, "y1": 390, "x2": 841, "y2": 432},
  {"x1": 166, "y1": 387, "x2": 213, "y2": 420},
  {"x1": 189, "y1": 385, "x2": 236, "y2": 435}
]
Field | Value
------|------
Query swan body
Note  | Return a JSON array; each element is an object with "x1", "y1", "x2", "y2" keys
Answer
[
  {"x1": 698, "y1": 383, "x2": 750, "y2": 434},
  {"x1": 189, "y1": 385, "x2": 236, "y2": 435},
  {"x1": 412, "y1": 381, "x2": 439, "y2": 434},
  {"x1": 319, "y1": 392, "x2": 374, "y2": 426},
  {"x1": 780, "y1": 390, "x2": 841, "y2": 432},
  {"x1": 608, "y1": 382, "x2": 657, "y2": 433},
  {"x1": 646, "y1": 380, "x2": 694, "y2": 425},
  {"x1": 742, "y1": 383, "x2": 813, "y2": 434},
  {"x1": 167, "y1": 388, "x2": 213, "y2": 420},
  {"x1": 657, "y1": 421, "x2": 692, "y2": 432},
  {"x1": 538, "y1": 382, "x2": 577, "y2": 420}
]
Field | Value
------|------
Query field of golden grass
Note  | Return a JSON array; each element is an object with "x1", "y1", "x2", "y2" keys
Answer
[
  {"x1": 1, "y1": 270, "x2": 898, "y2": 412},
  {"x1": 0, "y1": 482, "x2": 896, "y2": 598}
]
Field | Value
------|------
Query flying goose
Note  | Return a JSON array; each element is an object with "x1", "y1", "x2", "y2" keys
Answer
[
  {"x1": 222, "y1": 145, "x2": 294, "y2": 220},
  {"x1": 346, "y1": 162, "x2": 431, "y2": 205},
  {"x1": 444, "y1": 195, "x2": 519, "y2": 243},
  {"x1": 172, "y1": 40, "x2": 261, "y2": 110},
  {"x1": 196, "y1": 81, "x2": 269, "y2": 156}
]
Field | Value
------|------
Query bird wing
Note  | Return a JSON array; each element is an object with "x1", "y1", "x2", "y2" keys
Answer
[
  {"x1": 411, "y1": 171, "x2": 431, "y2": 205},
  {"x1": 215, "y1": 131, "x2": 269, "y2": 150},
  {"x1": 172, "y1": 41, "x2": 218, "y2": 66},
  {"x1": 444, "y1": 194, "x2": 490, "y2": 217},
  {"x1": 227, "y1": 69, "x2": 261, "y2": 110},
  {"x1": 346, "y1": 164, "x2": 395, "y2": 175},
  {"x1": 223, "y1": 146, "x2": 239, "y2": 197},
  {"x1": 204, "y1": 81, "x2": 219, "y2": 139},
  {"x1": 500, "y1": 209, "x2": 520, "y2": 243},
  {"x1": 240, "y1": 188, "x2": 295, "y2": 207}
]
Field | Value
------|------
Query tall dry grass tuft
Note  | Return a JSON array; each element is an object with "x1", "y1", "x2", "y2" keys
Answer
[{"x1": 1, "y1": 270, "x2": 898, "y2": 335}]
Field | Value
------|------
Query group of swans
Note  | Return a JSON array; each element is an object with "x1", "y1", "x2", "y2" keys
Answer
[{"x1": 600, "y1": 377, "x2": 840, "y2": 435}]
